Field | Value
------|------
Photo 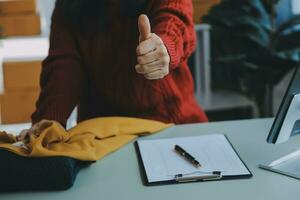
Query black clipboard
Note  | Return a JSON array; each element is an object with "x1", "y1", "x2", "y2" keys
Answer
[{"x1": 135, "y1": 134, "x2": 252, "y2": 186}]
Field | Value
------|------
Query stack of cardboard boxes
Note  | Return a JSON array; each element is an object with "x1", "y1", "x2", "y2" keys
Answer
[
  {"x1": 1, "y1": 61, "x2": 41, "y2": 124},
  {"x1": 0, "y1": 0, "x2": 42, "y2": 124},
  {"x1": 193, "y1": 0, "x2": 221, "y2": 24},
  {"x1": 0, "y1": 0, "x2": 41, "y2": 36}
]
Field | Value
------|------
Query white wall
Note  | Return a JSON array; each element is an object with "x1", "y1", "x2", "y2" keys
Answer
[
  {"x1": 292, "y1": 0, "x2": 300, "y2": 14},
  {"x1": 36, "y1": 0, "x2": 56, "y2": 36}
]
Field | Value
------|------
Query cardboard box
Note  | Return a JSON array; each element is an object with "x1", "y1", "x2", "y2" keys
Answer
[
  {"x1": 0, "y1": 0, "x2": 36, "y2": 15},
  {"x1": 193, "y1": 0, "x2": 221, "y2": 24},
  {"x1": 0, "y1": 13, "x2": 41, "y2": 36},
  {"x1": 0, "y1": 90, "x2": 39, "y2": 124},
  {"x1": 3, "y1": 61, "x2": 41, "y2": 91}
]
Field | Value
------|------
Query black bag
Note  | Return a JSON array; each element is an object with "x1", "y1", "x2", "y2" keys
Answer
[{"x1": 0, "y1": 149, "x2": 89, "y2": 192}]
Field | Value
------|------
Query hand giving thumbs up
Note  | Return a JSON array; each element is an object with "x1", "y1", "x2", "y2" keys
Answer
[{"x1": 135, "y1": 14, "x2": 170, "y2": 80}]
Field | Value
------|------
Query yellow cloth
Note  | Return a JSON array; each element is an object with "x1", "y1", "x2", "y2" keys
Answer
[{"x1": 0, "y1": 117, "x2": 173, "y2": 161}]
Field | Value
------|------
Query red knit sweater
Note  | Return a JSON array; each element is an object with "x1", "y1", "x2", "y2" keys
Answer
[{"x1": 31, "y1": 0, "x2": 208, "y2": 126}]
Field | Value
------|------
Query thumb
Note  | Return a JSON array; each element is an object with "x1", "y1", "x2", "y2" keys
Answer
[{"x1": 138, "y1": 14, "x2": 151, "y2": 43}]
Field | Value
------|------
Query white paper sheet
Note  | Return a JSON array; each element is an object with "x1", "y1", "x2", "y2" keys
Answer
[{"x1": 137, "y1": 134, "x2": 250, "y2": 183}]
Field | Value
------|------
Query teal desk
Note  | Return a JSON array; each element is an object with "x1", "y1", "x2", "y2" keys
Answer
[{"x1": 1, "y1": 119, "x2": 300, "y2": 200}]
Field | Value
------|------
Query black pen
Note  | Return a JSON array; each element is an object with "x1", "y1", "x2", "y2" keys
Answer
[{"x1": 174, "y1": 145, "x2": 202, "y2": 168}]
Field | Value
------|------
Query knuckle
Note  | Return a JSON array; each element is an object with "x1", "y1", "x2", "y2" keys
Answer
[
  {"x1": 145, "y1": 75, "x2": 152, "y2": 80},
  {"x1": 142, "y1": 65, "x2": 150, "y2": 74},
  {"x1": 136, "y1": 47, "x2": 142, "y2": 55},
  {"x1": 152, "y1": 33, "x2": 158, "y2": 38},
  {"x1": 135, "y1": 65, "x2": 143, "y2": 73},
  {"x1": 161, "y1": 58, "x2": 169, "y2": 65},
  {"x1": 137, "y1": 56, "x2": 143, "y2": 64},
  {"x1": 163, "y1": 47, "x2": 169, "y2": 55},
  {"x1": 163, "y1": 67, "x2": 169, "y2": 74},
  {"x1": 156, "y1": 74, "x2": 164, "y2": 79},
  {"x1": 157, "y1": 48, "x2": 165, "y2": 57},
  {"x1": 143, "y1": 65, "x2": 150, "y2": 73},
  {"x1": 153, "y1": 34, "x2": 163, "y2": 44},
  {"x1": 150, "y1": 36, "x2": 157, "y2": 43},
  {"x1": 165, "y1": 56, "x2": 170, "y2": 63},
  {"x1": 135, "y1": 64, "x2": 139, "y2": 71}
]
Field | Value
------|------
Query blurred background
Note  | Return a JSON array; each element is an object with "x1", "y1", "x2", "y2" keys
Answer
[{"x1": 0, "y1": 0, "x2": 299, "y2": 126}]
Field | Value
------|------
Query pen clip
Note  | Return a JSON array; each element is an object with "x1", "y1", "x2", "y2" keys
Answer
[{"x1": 174, "y1": 171, "x2": 222, "y2": 183}]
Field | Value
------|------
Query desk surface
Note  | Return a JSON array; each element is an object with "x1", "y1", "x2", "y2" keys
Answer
[{"x1": 1, "y1": 118, "x2": 300, "y2": 200}]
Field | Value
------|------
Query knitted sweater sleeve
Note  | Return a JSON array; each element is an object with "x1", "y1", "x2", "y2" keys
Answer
[
  {"x1": 31, "y1": 7, "x2": 85, "y2": 127},
  {"x1": 149, "y1": 0, "x2": 196, "y2": 69}
]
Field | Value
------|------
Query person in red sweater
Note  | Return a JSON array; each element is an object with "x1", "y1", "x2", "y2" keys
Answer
[{"x1": 18, "y1": 0, "x2": 208, "y2": 139}]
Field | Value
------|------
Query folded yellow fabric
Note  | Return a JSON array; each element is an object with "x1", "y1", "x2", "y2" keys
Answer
[{"x1": 0, "y1": 117, "x2": 173, "y2": 161}]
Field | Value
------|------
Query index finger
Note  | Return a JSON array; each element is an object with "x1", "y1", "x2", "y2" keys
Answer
[{"x1": 136, "y1": 35, "x2": 163, "y2": 56}]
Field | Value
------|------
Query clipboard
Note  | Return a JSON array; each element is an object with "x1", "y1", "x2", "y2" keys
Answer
[{"x1": 135, "y1": 134, "x2": 252, "y2": 186}]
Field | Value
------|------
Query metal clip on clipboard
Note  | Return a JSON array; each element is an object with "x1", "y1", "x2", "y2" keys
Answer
[{"x1": 174, "y1": 171, "x2": 222, "y2": 183}]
